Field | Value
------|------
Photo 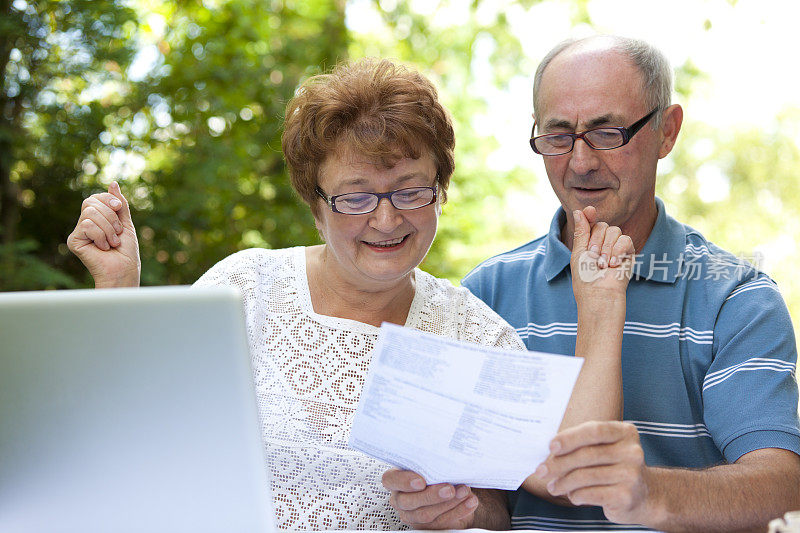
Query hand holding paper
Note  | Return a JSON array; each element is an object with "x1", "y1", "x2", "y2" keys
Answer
[{"x1": 349, "y1": 323, "x2": 583, "y2": 490}]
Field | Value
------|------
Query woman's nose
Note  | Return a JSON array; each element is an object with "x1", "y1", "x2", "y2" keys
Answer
[{"x1": 368, "y1": 198, "x2": 403, "y2": 232}]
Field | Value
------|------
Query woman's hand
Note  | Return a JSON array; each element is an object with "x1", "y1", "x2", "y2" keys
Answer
[
  {"x1": 569, "y1": 206, "x2": 635, "y2": 307},
  {"x1": 67, "y1": 181, "x2": 141, "y2": 288}
]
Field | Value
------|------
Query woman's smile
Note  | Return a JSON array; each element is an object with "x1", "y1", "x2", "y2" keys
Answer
[{"x1": 362, "y1": 233, "x2": 411, "y2": 250}]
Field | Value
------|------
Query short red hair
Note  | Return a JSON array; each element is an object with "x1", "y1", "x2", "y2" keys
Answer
[{"x1": 282, "y1": 58, "x2": 455, "y2": 215}]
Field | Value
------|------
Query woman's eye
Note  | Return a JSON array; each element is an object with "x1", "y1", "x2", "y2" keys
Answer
[
  {"x1": 339, "y1": 195, "x2": 372, "y2": 208},
  {"x1": 395, "y1": 190, "x2": 422, "y2": 201}
]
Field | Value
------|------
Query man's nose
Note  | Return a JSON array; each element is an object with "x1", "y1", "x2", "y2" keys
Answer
[
  {"x1": 567, "y1": 137, "x2": 602, "y2": 175},
  {"x1": 369, "y1": 197, "x2": 403, "y2": 232}
]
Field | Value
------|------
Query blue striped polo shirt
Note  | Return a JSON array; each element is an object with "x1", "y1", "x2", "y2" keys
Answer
[{"x1": 462, "y1": 197, "x2": 800, "y2": 531}]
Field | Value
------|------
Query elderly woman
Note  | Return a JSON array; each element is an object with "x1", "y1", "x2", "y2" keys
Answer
[{"x1": 68, "y1": 58, "x2": 633, "y2": 530}]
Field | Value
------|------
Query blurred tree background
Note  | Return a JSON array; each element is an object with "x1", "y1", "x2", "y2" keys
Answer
[{"x1": 1, "y1": 0, "x2": 799, "y2": 332}]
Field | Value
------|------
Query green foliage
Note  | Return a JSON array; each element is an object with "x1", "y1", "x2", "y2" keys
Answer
[
  {"x1": 674, "y1": 59, "x2": 707, "y2": 101},
  {"x1": 1, "y1": 0, "x2": 139, "y2": 288},
  {"x1": 1, "y1": 0, "x2": 348, "y2": 288},
  {"x1": 0, "y1": 240, "x2": 77, "y2": 289},
  {"x1": 116, "y1": 0, "x2": 349, "y2": 284}
]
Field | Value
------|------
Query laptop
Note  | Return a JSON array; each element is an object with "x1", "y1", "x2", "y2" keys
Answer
[{"x1": 0, "y1": 286, "x2": 276, "y2": 533}]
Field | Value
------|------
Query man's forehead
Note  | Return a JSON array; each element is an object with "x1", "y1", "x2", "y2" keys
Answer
[
  {"x1": 541, "y1": 111, "x2": 629, "y2": 131},
  {"x1": 536, "y1": 47, "x2": 647, "y2": 126},
  {"x1": 544, "y1": 48, "x2": 641, "y2": 91}
]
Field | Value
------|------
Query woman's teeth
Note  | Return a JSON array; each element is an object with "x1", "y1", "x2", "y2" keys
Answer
[{"x1": 366, "y1": 236, "x2": 406, "y2": 247}]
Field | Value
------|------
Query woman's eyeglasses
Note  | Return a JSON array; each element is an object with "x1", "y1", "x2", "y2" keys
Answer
[{"x1": 316, "y1": 183, "x2": 438, "y2": 215}]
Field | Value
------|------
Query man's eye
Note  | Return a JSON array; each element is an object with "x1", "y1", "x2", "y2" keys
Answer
[
  {"x1": 547, "y1": 135, "x2": 573, "y2": 146},
  {"x1": 592, "y1": 129, "x2": 621, "y2": 139}
]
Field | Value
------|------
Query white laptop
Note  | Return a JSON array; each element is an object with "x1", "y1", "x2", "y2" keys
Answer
[{"x1": 0, "y1": 286, "x2": 276, "y2": 533}]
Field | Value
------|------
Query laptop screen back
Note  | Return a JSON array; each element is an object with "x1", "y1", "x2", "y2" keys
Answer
[{"x1": 0, "y1": 286, "x2": 275, "y2": 533}]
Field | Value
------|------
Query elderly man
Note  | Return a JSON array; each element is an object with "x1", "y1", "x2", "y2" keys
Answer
[{"x1": 383, "y1": 35, "x2": 800, "y2": 531}]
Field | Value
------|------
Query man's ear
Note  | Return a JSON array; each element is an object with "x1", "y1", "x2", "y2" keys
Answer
[{"x1": 658, "y1": 104, "x2": 683, "y2": 159}]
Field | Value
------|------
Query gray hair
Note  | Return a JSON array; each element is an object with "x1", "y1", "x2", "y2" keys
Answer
[{"x1": 532, "y1": 35, "x2": 673, "y2": 129}]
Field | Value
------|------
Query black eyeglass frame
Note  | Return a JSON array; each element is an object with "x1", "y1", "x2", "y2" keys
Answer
[
  {"x1": 315, "y1": 180, "x2": 439, "y2": 215},
  {"x1": 530, "y1": 107, "x2": 660, "y2": 156}
]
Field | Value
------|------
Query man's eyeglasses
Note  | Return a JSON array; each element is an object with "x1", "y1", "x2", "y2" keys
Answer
[
  {"x1": 315, "y1": 182, "x2": 438, "y2": 215},
  {"x1": 530, "y1": 107, "x2": 660, "y2": 156}
]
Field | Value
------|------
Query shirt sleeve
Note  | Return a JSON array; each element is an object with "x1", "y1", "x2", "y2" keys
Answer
[
  {"x1": 459, "y1": 287, "x2": 526, "y2": 352},
  {"x1": 461, "y1": 264, "x2": 492, "y2": 307},
  {"x1": 702, "y1": 274, "x2": 800, "y2": 462},
  {"x1": 192, "y1": 248, "x2": 282, "y2": 335},
  {"x1": 193, "y1": 249, "x2": 261, "y2": 290}
]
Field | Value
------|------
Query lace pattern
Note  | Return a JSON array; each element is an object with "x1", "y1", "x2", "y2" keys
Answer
[{"x1": 194, "y1": 246, "x2": 524, "y2": 530}]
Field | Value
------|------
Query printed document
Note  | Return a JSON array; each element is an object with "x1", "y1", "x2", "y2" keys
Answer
[{"x1": 349, "y1": 323, "x2": 583, "y2": 490}]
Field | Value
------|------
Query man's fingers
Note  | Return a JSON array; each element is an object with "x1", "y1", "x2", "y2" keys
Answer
[
  {"x1": 571, "y1": 209, "x2": 592, "y2": 254},
  {"x1": 537, "y1": 428, "x2": 645, "y2": 510},
  {"x1": 564, "y1": 484, "x2": 616, "y2": 508},
  {"x1": 539, "y1": 440, "x2": 624, "y2": 484},
  {"x1": 582, "y1": 205, "x2": 597, "y2": 225},
  {"x1": 550, "y1": 421, "x2": 637, "y2": 456},
  {"x1": 565, "y1": 482, "x2": 646, "y2": 524},
  {"x1": 546, "y1": 463, "x2": 623, "y2": 497},
  {"x1": 610, "y1": 235, "x2": 635, "y2": 268},
  {"x1": 381, "y1": 468, "x2": 426, "y2": 493},
  {"x1": 598, "y1": 226, "x2": 622, "y2": 268},
  {"x1": 586, "y1": 221, "x2": 608, "y2": 259}
]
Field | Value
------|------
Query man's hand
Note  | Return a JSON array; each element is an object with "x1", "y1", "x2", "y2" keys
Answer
[
  {"x1": 533, "y1": 421, "x2": 655, "y2": 526},
  {"x1": 570, "y1": 206, "x2": 635, "y2": 305},
  {"x1": 382, "y1": 469, "x2": 479, "y2": 529},
  {"x1": 535, "y1": 423, "x2": 800, "y2": 531}
]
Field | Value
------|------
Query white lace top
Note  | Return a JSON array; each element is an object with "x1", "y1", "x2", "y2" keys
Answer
[{"x1": 194, "y1": 246, "x2": 525, "y2": 530}]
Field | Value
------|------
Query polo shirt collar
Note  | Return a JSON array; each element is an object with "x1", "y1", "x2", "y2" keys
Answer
[
  {"x1": 632, "y1": 197, "x2": 686, "y2": 283},
  {"x1": 543, "y1": 209, "x2": 571, "y2": 282},
  {"x1": 542, "y1": 197, "x2": 686, "y2": 284}
]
